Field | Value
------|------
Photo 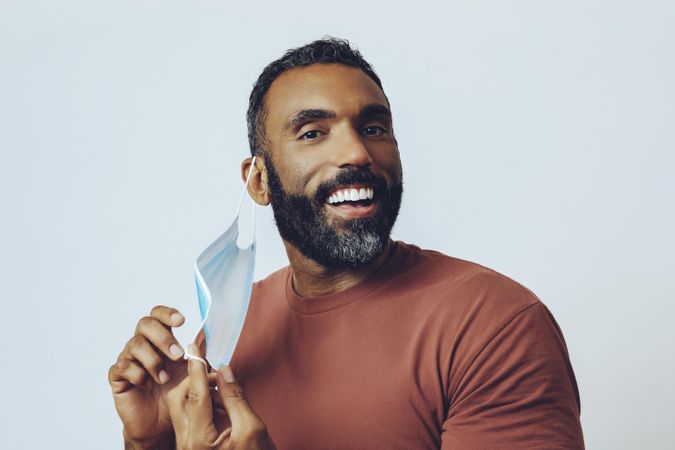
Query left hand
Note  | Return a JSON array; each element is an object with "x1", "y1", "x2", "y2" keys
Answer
[{"x1": 167, "y1": 344, "x2": 276, "y2": 450}]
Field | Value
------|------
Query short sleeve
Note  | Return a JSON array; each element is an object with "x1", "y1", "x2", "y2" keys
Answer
[{"x1": 441, "y1": 303, "x2": 585, "y2": 449}]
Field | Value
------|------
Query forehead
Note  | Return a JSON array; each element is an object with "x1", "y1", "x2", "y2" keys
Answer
[{"x1": 264, "y1": 64, "x2": 388, "y2": 130}]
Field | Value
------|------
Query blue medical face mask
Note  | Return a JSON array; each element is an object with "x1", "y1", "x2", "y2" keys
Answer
[{"x1": 185, "y1": 158, "x2": 257, "y2": 369}]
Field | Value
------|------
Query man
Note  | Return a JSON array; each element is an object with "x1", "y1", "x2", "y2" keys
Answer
[{"x1": 109, "y1": 37, "x2": 584, "y2": 449}]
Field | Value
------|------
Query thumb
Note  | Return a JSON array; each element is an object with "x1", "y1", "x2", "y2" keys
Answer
[{"x1": 216, "y1": 365, "x2": 258, "y2": 428}]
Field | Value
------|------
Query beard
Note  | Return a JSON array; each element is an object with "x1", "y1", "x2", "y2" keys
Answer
[{"x1": 264, "y1": 158, "x2": 403, "y2": 269}]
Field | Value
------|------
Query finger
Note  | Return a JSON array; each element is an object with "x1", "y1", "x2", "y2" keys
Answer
[
  {"x1": 122, "y1": 335, "x2": 170, "y2": 385},
  {"x1": 208, "y1": 373, "x2": 226, "y2": 410},
  {"x1": 186, "y1": 344, "x2": 214, "y2": 436},
  {"x1": 135, "y1": 315, "x2": 184, "y2": 361},
  {"x1": 195, "y1": 328, "x2": 206, "y2": 356},
  {"x1": 150, "y1": 305, "x2": 185, "y2": 328},
  {"x1": 216, "y1": 365, "x2": 259, "y2": 430},
  {"x1": 165, "y1": 374, "x2": 191, "y2": 439},
  {"x1": 108, "y1": 359, "x2": 150, "y2": 393}
]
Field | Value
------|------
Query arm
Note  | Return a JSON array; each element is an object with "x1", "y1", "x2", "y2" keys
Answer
[{"x1": 441, "y1": 303, "x2": 584, "y2": 449}]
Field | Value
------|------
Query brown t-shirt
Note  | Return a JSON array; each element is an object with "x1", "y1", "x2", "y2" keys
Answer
[{"x1": 230, "y1": 241, "x2": 584, "y2": 449}]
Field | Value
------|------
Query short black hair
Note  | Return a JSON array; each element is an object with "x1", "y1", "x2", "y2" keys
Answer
[{"x1": 246, "y1": 37, "x2": 385, "y2": 156}]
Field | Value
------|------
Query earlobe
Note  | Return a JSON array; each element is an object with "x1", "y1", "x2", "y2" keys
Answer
[{"x1": 241, "y1": 156, "x2": 271, "y2": 206}]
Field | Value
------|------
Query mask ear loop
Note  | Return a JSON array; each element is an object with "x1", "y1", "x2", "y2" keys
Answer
[
  {"x1": 185, "y1": 156, "x2": 257, "y2": 368},
  {"x1": 235, "y1": 157, "x2": 257, "y2": 250},
  {"x1": 235, "y1": 156, "x2": 257, "y2": 220}
]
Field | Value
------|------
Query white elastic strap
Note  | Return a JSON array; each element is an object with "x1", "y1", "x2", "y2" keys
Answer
[
  {"x1": 236, "y1": 156, "x2": 257, "y2": 217},
  {"x1": 184, "y1": 352, "x2": 208, "y2": 369}
]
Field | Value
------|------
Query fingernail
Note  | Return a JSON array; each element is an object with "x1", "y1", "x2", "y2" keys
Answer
[
  {"x1": 219, "y1": 365, "x2": 235, "y2": 383},
  {"x1": 158, "y1": 369, "x2": 170, "y2": 384},
  {"x1": 171, "y1": 312, "x2": 184, "y2": 325},
  {"x1": 169, "y1": 344, "x2": 184, "y2": 358}
]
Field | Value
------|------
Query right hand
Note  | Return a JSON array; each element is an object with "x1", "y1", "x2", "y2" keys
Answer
[{"x1": 108, "y1": 305, "x2": 189, "y2": 445}]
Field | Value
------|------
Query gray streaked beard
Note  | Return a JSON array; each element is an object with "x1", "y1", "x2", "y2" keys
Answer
[{"x1": 264, "y1": 158, "x2": 402, "y2": 269}]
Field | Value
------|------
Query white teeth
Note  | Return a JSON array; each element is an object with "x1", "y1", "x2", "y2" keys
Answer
[{"x1": 327, "y1": 186, "x2": 376, "y2": 204}]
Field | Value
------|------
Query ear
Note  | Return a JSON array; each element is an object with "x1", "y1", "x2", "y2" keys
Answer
[{"x1": 241, "y1": 156, "x2": 271, "y2": 206}]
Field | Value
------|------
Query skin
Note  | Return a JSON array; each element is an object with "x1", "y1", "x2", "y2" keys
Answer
[
  {"x1": 109, "y1": 308, "x2": 273, "y2": 450},
  {"x1": 242, "y1": 63, "x2": 403, "y2": 297},
  {"x1": 109, "y1": 63, "x2": 402, "y2": 448}
]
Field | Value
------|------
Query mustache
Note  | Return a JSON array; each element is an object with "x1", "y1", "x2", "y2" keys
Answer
[{"x1": 314, "y1": 168, "x2": 388, "y2": 204}]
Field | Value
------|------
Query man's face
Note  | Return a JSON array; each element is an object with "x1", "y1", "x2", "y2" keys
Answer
[{"x1": 261, "y1": 63, "x2": 403, "y2": 269}]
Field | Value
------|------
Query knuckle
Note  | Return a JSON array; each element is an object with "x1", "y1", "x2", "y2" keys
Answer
[
  {"x1": 227, "y1": 386, "x2": 247, "y2": 402},
  {"x1": 128, "y1": 334, "x2": 144, "y2": 348},
  {"x1": 187, "y1": 388, "x2": 202, "y2": 405},
  {"x1": 146, "y1": 353, "x2": 163, "y2": 372},
  {"x1": 127, "y1": 369, "x2": 145, "y2": 385},
  {"x1": 161, "y1": 334, "x2": 176, "y2": 350},
  {"x1": 116, "y1": 359, "x2": 130, "y2": 370},
  {"x1": 150, "y1": 304, "x2": 170, "y2": 317},
  {"x1": 107, "y1": 363, "x2": 118, "y2": 380},
  {"x1": 136, "y1": 315, "x2": 154, "y2": 332}
]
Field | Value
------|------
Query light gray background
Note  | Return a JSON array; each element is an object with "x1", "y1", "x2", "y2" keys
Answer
[{"x1": 1, "y1": 1, "x2": 673, "y2": 449}]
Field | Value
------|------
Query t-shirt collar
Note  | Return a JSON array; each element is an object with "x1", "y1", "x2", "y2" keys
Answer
[{"x1": 285, "y1": 240, "x2": 406, "y2": 315}]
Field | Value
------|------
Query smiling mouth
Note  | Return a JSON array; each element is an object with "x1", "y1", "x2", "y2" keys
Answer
[
  {"x1": 324, "y1": 185, "x2": 377, "y2": 218},
  {"x1": 326, "y1": 185, "x2": 374, "y2": 205}
]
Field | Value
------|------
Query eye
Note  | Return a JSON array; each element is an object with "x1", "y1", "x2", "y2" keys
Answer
[
  {"x1": 300, "y1": 130, "x2": 322, "y2": 140},
  {"x1": 363, "y1": 125, "x2": 386, "y2": 136}
]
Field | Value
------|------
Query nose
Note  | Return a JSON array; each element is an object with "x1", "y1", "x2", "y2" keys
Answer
[{"x1": 331, "y1": 126, "x2": 373, "y2": 169}]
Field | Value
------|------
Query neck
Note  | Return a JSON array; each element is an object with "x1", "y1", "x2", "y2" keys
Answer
[{"x1": 285, "y1": 239, "x2": 394, "y2": 298}]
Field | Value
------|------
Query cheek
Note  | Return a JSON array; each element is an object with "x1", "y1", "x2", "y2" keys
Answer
[
  {"x1": 291, "y1": 151, "x2": 338, "y2": 188},
  {"x1": 371, "y1": 148, "x2": 402, "y2": 183},
  {"x1": 273, "y1": 157, "x2": 322, "y2": 197},
  {"x1": 389, "y1": 148, "x2": 403, "y2": 182}
]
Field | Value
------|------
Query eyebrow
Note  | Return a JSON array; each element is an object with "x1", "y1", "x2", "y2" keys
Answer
[
  {"x1": 286, "y1": 109, "x2": 337, "y2": 131},
  {"x1": 358, "y1": 103, "x2": 392, "y2": 121},
  {"x1": 284, "y1": 103, "x2": 392, "y2": 132}
]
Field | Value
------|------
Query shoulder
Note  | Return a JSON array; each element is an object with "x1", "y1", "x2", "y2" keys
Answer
[
  {"x1": 394, "y1": 241, "x2": 542, "y2": 316},
  {"x1": 251, "y1": 265, "x2": 291, "y2": 297}
]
